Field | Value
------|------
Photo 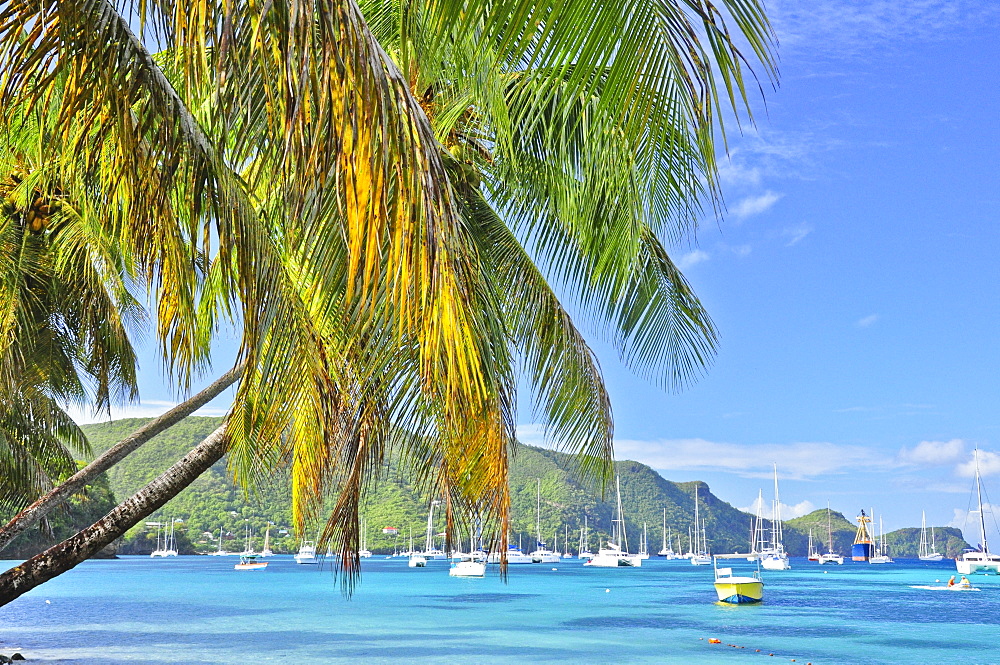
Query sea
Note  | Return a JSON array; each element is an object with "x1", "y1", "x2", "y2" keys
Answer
[{"x1": 1, "y1": 555, "x2": 998, "y2": 664}]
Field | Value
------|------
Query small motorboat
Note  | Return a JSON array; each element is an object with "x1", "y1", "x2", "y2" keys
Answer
[
  {"x1": 234, "y1": 554, "x2": 268, "y2": 571},
  {"x1": 713, "y1": 554, "x2": 764, "y2": 604}
]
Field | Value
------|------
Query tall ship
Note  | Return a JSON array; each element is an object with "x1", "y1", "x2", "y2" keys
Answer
[{"x1": 852, "y1": 509, "x2": 874, "y2": 561}]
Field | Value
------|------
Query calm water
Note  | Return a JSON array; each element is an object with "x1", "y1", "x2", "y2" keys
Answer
[{"x1": 2, "y1": 556, "x2": 997, "y2": 664}]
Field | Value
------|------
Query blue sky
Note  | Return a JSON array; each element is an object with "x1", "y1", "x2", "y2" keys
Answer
[{"x1": 73, "y1": 1, "x2": 1000, "y2": 541}]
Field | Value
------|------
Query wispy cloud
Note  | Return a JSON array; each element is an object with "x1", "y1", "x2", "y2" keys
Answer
[
  {"x1": 768, "y1": 0, "x2": 1000, "y2": 59},
  {"x1": 676, "y1": 249, "x2": 710, "y2": 270},
  {"x1": 731, "y1": 191, "x2": 783, "y2": 220},
  {"x1": 611, "y1": 437, "x2": 891, "y2": 480},
  {"x1": 738, "y1": 495, "x2": 816, "y2": 520},
  {"x1": 782, "y1": 223, "x2": 813, "y2": 246},
  {"x1": 897, "y1": 439, "x2": 965, "y2": 466},
  {"x1": 856, "y1": 314, "x2": 879, "y2": 328}
]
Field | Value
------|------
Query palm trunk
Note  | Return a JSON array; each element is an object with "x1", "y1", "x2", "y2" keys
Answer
[
  {"x1": 0, "y1": 424, "x2": 227, "y2": 607},
  {"x1": 0, "y1": 364, "x2": 242, "y2": 555}
]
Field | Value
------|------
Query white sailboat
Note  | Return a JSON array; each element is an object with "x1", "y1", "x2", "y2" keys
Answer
[
  {"x1": 918, "y1": 510, "x2": 944, "y2": 561},
  {"x1": 869, "y1": 515, "x2": 894, "y2": 564},
  {"x1": 234, "y1": 524, "x2": 267, "y2": 570},
  {"x1": 690, "y1": 486, "x2": 711, "y2": 565},
  {"x1": 407, "y1": 530, "x2": 427, "y2": 567},
  {"x1": 529, "y1": 479, "x2": 561, "y2": 563},
  {"x1": 208, "y1": 525, "x2": 228, "y2": 556},
  {"x1": 421, "y1": 500, "x2": 448, "y2": 559},
  {"x1": 817, "y1": 503, "x2": 844, "y2": 565},
  {"x1": 562, "y1": 525, "x2": 573, "y2": 558},
  {"x1": 956, "y1": 448, "x2": 1000, "y2": 574},
  {"x1": 636, "y1": 522, "x2": 650, "y2": 560},
  {"x1": 449, "y1": 529, "x2": 486, "y2": 576},
  {"x1": 760, "y1": 465, "x2": 790, "y2": 571},
  {"x1": 747, "y1": 489, "x2": 766, "y2": 561},
  {"x1": 585, "y1": 476, "x2": 642, "y2": 567},
  {"x1": 359, "y1": 518, "x2": 372, "y2": 558},
  {"x1": 807, "y1": 529, "x2": 819, "y2": 561},
  {"x1": 260, "y1": 523, "x2": 274, "y2": 557},
  {"x1": 657, "y1": 508, "x2": 675, "y2": 557},
  {"x1": 578, "y1": 516, "x2": 594, "y2": 560},
  {"x1": 150, "y1": 518, "x2": 179, "y2": 557}
]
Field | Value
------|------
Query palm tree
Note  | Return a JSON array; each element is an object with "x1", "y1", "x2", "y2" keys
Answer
[
  {"x1": 0, "y1": 110, "x2": 143, "y2": 513},
  {"x1": 0, "y1": 0, "x2": 776, "y2": 604}
]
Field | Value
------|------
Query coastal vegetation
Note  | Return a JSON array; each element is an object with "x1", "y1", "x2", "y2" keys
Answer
[
  {"x1": 52, "y1": 416, "x2": 969, "y2": 558},
  {"x1": 0, "y1": 0, "x2": 776, "y2": 605}
]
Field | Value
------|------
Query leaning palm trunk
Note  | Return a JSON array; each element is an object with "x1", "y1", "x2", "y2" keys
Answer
[
  {"x1": 0, "y1": 365, "x2": 242, "y2": 555},
  {"x1": 0, "y1": 424, "x2": 227, "y2": 607}
]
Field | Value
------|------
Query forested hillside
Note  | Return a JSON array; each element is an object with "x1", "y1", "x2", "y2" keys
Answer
[{"x1": 77, "y1": 417, "x2": 970, "y2": 557}]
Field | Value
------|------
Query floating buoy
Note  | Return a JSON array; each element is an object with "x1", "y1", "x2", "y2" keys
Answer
[
  {"x1": 708, "y1": 638, "x2": 721, "y2": 644},
  {"x1": 45, "y1": 599, "x2": 51, "y2": 604},
  {"x1": 605, "y1": 589, "x2": 610, "y2": 593},
  {"x1": 551, "y1": 568, "x2": 557, "y2": 571}
]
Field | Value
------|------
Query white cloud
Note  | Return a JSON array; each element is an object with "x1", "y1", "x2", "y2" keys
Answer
[
  {"x1": 856, "y1": 314, "x2": 879, "y2": 328},
  {"x1": 897, "y1": 439, "x2": 965, "y2": 466},
  {"x1": 955, "y1": 450, "x2": 1000, "y2": 478},
  {"x1": 731, "y1": 191, "x2": 783, "y2": 219},
  {"x1": 948, "y1": 504, "x2": 996, "y2": 534},
  {"x1": 68, "y1": 401, "x2": 230, "y2": 425},
  {"x1": 717, "y1": 158, "x2": 762, "y2": 187},
  {"x1": 782, "y1": 223, "x2": 813, "y2": 246},
  {"x1": 676, "y1": 249, "x2": 710, "y2": 270},
  {"x1": 739, "y1": 495, "x2": 816, "y2": 520},
  {"x1": 610, "y1": 437, "x2": 890, "y2": 480}
]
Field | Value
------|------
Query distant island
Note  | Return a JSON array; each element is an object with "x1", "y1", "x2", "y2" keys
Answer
[{"x1": 2, "y1": 416, "x2": 970, "y2": 559}]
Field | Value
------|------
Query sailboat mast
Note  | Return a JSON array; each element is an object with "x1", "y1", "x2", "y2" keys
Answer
[
  {"x1": 615, "y1": 475, "x2": 629, "y2": 551},
  {"x1": 772, "y1": 463, "x2": 783, "y2": 548},
  {"x1": 975, "y1": 448, "x2": 989, "y2": 554},
  {"x1": 693, "y1": 485, "x2": 700, "y2": 554},
  {"x1": 536, "y1": 479, "x2": 542, "y2": 548},
  {"x1": 827, "y1": 503, "x2": 834, "y2": 554}
]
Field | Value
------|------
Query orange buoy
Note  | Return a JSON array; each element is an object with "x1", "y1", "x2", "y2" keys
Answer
[{"x1": 708, "y1": 638, "x2": 721, "y2": 644}]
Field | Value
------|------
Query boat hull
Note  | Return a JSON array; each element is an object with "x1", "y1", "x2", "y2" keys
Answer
[
  {"x1": 714, "y1": 578, "x2": 763, "y2": 604},
  {"x1": 449, "y1": 561, "x2": 486, "y2": 577},
  {"x1": 761, "y1": 555, "x2": 790, "y2": 571},
  {"x1": 956, "y1": 555, "x2": 1000, "y2": 575},
  {"x1": 918, "y1": 553, "x2": 944, "y2": 562},
  {"x1": 852, "y1": 543, "x2": 873, "y2": 561}
]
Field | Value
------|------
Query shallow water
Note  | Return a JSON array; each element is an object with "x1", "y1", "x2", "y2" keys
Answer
[{"x1": 2, "y1": 556, "x2": 997, "y2": 664}]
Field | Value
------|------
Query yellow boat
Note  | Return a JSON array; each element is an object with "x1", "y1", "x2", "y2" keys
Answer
[{"x1": 713, "y1": 553, "x2": 763, "y2": 604}]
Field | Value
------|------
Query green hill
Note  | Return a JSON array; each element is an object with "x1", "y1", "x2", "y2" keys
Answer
[
  {"x1": 78, "y1": 417, "x2": 970, "y2": 558},
  {"x1": 785, "y1": 510, "x2": 970, "y2": 558}
]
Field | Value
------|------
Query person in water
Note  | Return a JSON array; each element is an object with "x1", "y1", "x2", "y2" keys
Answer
[{"x1": 947, "y1": 575, "x2": 956, "y2": 587}]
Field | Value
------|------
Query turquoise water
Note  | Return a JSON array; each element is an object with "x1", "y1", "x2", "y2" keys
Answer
[{"x1": 2, "y1": 556, "x2": 998, "y2": 664}]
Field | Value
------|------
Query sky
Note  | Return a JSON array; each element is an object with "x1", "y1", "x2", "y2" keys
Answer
[{"x1": 71, "y1": 1, "x2": 1000, "y2": 542}]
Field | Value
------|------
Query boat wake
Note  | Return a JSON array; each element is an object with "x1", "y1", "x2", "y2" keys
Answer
[{"x1": 909, "y1": 585, "x2": 980, "y2": 592}]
